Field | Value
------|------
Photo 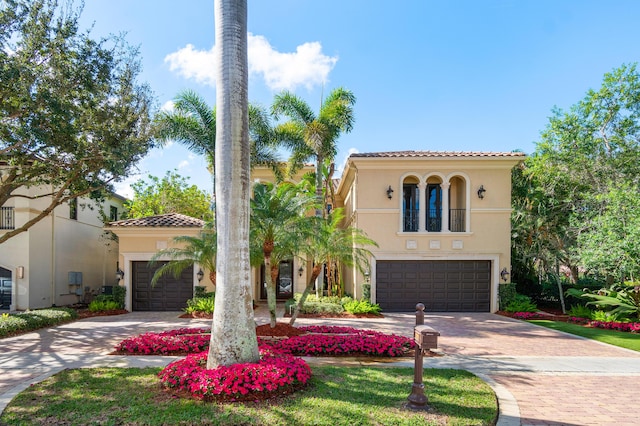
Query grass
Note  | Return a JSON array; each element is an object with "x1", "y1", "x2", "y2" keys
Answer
[
  {"x1": 529, "y1": 320, "x2": 640, "y2": 352},
  {"x1": 1, "y1": 366, "x2": 497, "y2": 426}
]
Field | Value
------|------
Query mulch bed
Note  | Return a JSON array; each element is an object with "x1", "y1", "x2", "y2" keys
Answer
[{"x1": 285, "y1": 312, "x2": 383, "y2": 319}]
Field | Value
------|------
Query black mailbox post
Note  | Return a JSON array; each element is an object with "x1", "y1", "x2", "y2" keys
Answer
[{"x1": 407, "y1": 303, "x2": 440, "y2": 410}]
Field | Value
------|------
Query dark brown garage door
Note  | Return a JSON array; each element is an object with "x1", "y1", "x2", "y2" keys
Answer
[
  {"x1": 376, "y1": 260, "x2": 491, "y2": 312},
  {"x1": 132, "y1": 261, "x2": 194, "y2": 311}
]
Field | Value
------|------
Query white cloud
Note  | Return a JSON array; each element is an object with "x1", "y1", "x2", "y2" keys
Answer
[
  {"x1": 161, "y1": 100, "x2": 175, "y2": 112},
  {"x1": 164, "y1": 33, "x2": 338, "y2": 92},
  {"x1": 165, "y1": 44, "x2": 217, "y2": 87},
  {"x1": 177, "y1": 160, "x2": 189, "y2": 170},
  {"x1": 113, "y1": 175, "x2": 140, "y2": 200}
]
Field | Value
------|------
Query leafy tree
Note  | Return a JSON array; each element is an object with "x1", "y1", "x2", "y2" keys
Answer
[
  {"x1": 250, "y1": 182, "x2": 316, "y2": 328},
  {"x1": 512, "y1": 63, "x2": 640, "y2": 294},
  {"x1": 123, "y1": 170, "x2": 211, "y2": 220},
  {"x1": 289, "y1": 208, "x2": 378, "y2": 326},
  {"x1": 208, "y1": 0, "x2": 259, "y2": 368},
  {"x1": 0, "y1": 0, "x2": 154, "y2": 243}
]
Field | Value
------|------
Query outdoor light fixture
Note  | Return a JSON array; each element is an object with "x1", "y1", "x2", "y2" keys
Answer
[
  {"x1": 477, "y1": 185, "x2": 486, "y2": 199},
  {"x1": 298, "y1": 266, "x2": 304, "y2": 277},
  {"x1": 17, "y1": 266, "x2": 24, "y2": 279},
  {"x1": 197, "y1": 269, "x2": 204, "y2": 282},
  {"x1": 386, "y1": 185, "x2": 394, "y2": 199},
  {"x1": 364, "y1": 269, "x2": 370, "y2": 283},
  {"x1": 116, "y1": 267, "x2": 124, "y2": 282},
  {"x1": 500, "y1": 267, "x2": 510, "y2": 282}
]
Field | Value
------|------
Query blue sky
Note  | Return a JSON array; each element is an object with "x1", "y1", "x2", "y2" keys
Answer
[{"x1": 78, "y1": 0, "x2": 640, "y2": 197}]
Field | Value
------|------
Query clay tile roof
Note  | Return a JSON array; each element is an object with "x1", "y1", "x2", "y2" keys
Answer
[
  {"x1": 349, "y1": 150, "x2": 526, "y2": 158},
  {"x1": 108, "y1": 213, "x2": 205, "y2": 228}
]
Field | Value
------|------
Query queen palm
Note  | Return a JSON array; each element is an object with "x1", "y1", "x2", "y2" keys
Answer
[
  {"x1": 271, "y1": 88, "x2": 356, "y2": 216},
  {"x1": 289, "y1": 208, "x2": 378, "y2": 326},
  {"x1": 250, "y1": 182, "x2": 316, "y2": 328}
]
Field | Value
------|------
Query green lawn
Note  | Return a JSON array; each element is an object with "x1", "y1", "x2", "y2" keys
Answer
[
  {"x1": 1, "y1": 366, "x2": 497, "y2": 426},
  {"x1": 529, "y1": 320, "x2": 640, "y2": 351}
]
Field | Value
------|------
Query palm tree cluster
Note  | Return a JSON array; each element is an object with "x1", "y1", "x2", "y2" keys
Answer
[{"x1": 151, "y1": 86, "x2": 375, "y2": 329}]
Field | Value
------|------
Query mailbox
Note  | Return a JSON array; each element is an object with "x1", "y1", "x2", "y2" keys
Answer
[{"x1": 414, "y1": 325, "x2": 439, "y2": 350}]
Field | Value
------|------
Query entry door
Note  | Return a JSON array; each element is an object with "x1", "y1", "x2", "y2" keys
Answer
[{"x1": 260, "y1": 260, "x2": 294, "y2": 300}]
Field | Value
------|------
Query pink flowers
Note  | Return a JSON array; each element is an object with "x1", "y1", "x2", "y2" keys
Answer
[
  {"x1": 114, "y1": 327, "x2": 210, "y2": 355},
  {"x1": 158, "y1": 348, "x2": 312, "y2": 401},
  {"x1": 511, "y1": 312, "x2": 552, "y2": 320},
  {"x1": 568, "y1": 317, "x2": 640, "y2": 333}
]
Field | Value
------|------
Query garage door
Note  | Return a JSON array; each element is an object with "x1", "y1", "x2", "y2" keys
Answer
[
  {"x1": 132, "y1": 261, "x2": 194, "y2": 311},
  {"x1": 376, "y1": 260, "x2": 491, "y2": 312}
]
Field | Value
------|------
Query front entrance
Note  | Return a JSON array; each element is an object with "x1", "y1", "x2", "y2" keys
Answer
[
  {"x1": 260, "y1": 260, "x2": 294, "y2": 300},
  {"x1": 131, "y1": 261, "x2": 193, "y2": 311}
]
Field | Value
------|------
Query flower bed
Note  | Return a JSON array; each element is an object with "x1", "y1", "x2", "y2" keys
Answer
[
  {"x1": 114, "y1": 325, "x2": 414, "y2": 357},
  {"x1": 158, "y1": 348, "x2": 311, "y2": 402},
  {"x1": 114, "y1": 327, "x2": 210, "y2": 355},
  {"x1": 511, "y1": 311, "x2": 553, "y2": 320},
  {"x1": 568, "y1": 317, "x2": 640, "y2": 333}
]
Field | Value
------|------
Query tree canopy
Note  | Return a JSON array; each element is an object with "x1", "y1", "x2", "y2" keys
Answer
[
  {"x1": 123, "y1": 170, "x2": 211, "y2": 220},
  {"x1": 512, "y1": 63, "x2": 640, "y2": 286},
  {"x1": 0, "y1": 0, "x2": 154, "y2": 243}
]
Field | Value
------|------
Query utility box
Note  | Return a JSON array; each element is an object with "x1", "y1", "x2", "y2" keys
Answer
[{"x1": 414, "y1": 325, "x2": 439, "y2": 350}]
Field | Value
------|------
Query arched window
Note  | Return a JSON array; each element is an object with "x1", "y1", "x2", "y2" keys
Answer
[{"x1": 402, "y1": 176, "x2": 419, "y2": 232}]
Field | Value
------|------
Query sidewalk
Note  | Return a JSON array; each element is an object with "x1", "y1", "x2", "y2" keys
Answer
[{"x1": 1, "y1": 308, "x2": 639, "y2": 425}]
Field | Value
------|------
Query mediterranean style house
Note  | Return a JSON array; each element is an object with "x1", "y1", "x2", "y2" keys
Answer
[
  {"x1": 0, "y1": 188, "x2": 125, "y2": 311},
  {"x1": 107, "y1": 150, "x2": 524, "y2": 314}
]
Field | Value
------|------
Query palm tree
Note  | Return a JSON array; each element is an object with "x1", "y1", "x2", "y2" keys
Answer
[
  {"x1": 250, "y1": 182, "x2": 316, "y2": 328},
  {"x1": 272, "y1": 87, "x2": 356, "y2": 216},
  {"x1": 289, "y1": 208, "x2": 378, "y2": 326},
  {"x1": 154, "y1": 94, "x2": 285, "y2": 198},
  {"x1": 209, "y1": 0, "x2": 259, "y2": 367}
]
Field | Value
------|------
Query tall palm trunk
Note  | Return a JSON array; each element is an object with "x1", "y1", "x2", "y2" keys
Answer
[
  {"x1": 208, "y1": 0, "x2": 259, "y2": 368},
  {"x1": 289, "y1": 263, "x2": 322, "y2": 326},
  {"x1": 263, "y1": 240, "x2": 278, "y2": 328}
]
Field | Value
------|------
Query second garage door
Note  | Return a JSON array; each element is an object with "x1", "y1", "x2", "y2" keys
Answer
[
  {"x1": 132, "y1": 261, "x2": 194, "y2": 311},
  {"x1": 376, "y1": 260, "x2": 491, "y2": 312}
]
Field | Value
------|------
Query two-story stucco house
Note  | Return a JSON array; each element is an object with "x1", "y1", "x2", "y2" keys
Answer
[
  {"x1": 0, "y1": 187, "x2": 125, "y2": 311},
  {"x1": 334, "y1": 151, "x2": 525, "y2": 312},
  {"x1": 107, "y1": 150, "x2": 523, "y2": 314}
]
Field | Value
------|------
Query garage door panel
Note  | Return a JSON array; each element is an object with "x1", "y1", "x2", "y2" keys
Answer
[
  {"x1": 132, "y1": 261, "x2": 193, "y2": 311},
  {"x1": 376, "y1": 260, "x2": 491, "y2": 312}
]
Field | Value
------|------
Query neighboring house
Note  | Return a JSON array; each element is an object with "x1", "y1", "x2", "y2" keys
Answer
[
  {"x1": 0, "y1": 187, "x2": 125, "y2": 310},
  {"x1": 105, "y1": 213, "x2": 206, "y2": 312},
  {"x1": 104, "y1": 151, "x2": 524, "y2": 314}
]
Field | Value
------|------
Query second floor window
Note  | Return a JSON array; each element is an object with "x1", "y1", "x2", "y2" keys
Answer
[{"x1": 110, "y1": 205, "x2": 118, "y2": 221}]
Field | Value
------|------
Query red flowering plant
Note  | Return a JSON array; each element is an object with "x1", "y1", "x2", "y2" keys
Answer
[
  {"x1": 158, "y1": 347, "x2": 312, "y2": 401},
  {"x1": 114, "y1": 327, "x2": 210, "y2": 355},
  {"x1": 567, "y1": 317, "x2": 640, "y2": 333},
  {"x1": 262, "y1": 325, "x2": 415, "y2": 357},
  {"x1": 511, "y1": 312, "x2": 552, "y2": 320}
]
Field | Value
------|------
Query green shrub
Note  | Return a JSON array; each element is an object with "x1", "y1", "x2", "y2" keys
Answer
[
  {"x1": 88, "y1": 299, "x2": 121, "y2": 312},
  {"x1": 592, "y1": 310, "x2": 626, "y2": 322},
  {"x1": 184, "y1": 297, "x2": 215, "y2": 314},
  {"x1": 362, "y1": 283, "x2": 371, "y2": 301},
  {"x1": 567, "y1": 305, "x2": 593, "y2": 319},
  {"x1": 112, "y1": 285, "x2": 126, "y2": 309},
  {"x1": 343, "y1": 299, "x2": 381, "y2": 315},
  {"x1": 298, "y1": 301, "x2": 344, "y2": 314},
  {"x1": 505, "y1": 294, "x2": 537, "y2": 313},
  {"x1": 499, "y1": 283, "x2": 517, "y2": 310},
  {"x1": 0, "y1": 308, "x2": 78, "y2": 338}
]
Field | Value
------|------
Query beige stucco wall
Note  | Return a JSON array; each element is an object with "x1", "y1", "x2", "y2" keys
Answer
[
  {"x1": 0, "y1": 187, "x2": 123, "y2": 310},
  {"x1": 336, "y1": 156, "x2": 521, "y2": 311}
]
